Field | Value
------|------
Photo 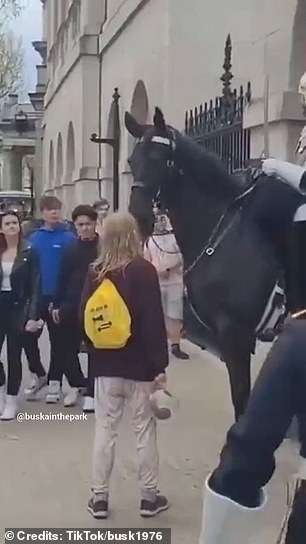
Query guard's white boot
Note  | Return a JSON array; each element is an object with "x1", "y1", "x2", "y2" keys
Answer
[
  {"x1": 0, "y1": 385, "x2": 5, "y2": 415},
  {"x1": 297, "y1": 456, "x2": 306, "y2": 478},
  {"x1": 0, "y1": 395, "x2": 18, "y2": 421},
  {"x1": 262, "y1": 159, "x2": 306, "y2": 194},
  {"x1": 199, "y1": 476, "x2": 266, "y2": 544}
]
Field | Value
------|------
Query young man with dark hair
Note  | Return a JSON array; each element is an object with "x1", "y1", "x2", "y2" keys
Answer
[
  {"x1": 52, "y1": 205, "x2": 99, "y2": 411},
  {"x1": 29, "y1": 195, "x2": 76, "y2": 403},
  {"x1": 93, "y1": 199, "x2": 110, "y2": 236}
]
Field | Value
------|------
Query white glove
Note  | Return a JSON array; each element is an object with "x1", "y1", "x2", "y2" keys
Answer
[
  {"x1": 262, "y1": 158, "x2": 278, "y2": 176},
  {"x1": 262, "y1": 159, "x2": 306, "y2": 194}
]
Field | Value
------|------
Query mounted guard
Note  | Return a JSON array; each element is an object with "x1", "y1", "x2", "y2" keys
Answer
[{"x1": 198, "y1": 72, "x2": 306, "y2": 544}]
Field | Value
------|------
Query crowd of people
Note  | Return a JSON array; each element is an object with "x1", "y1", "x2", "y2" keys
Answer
[
  {"x1": 3, "y1": 175, "x2": 304, "y2": 537},
  {"x1": 0, "y1": 196, "x2": 106, "y2": 419},
  {"x1": 0, "y1": 194, "x2": 189, "y2": 518}
]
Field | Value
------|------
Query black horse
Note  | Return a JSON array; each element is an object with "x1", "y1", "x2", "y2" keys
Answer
[{"x1": 125, "y1": 107, "x2": 305, "y2": 421}]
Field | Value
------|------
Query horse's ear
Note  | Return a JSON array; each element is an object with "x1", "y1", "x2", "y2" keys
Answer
[
  {"x1": 153, "y1": 107, "x2": 166, "y2": 131},
  {"x1": 125, "y1": 112, "x2": 145, "y2": 138}
]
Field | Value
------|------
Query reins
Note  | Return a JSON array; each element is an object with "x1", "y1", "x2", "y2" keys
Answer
[{"x1": 183, "y1": 180, "x2": 258, "y2": 278}]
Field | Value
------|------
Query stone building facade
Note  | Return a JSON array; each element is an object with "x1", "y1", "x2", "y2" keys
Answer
[
  {"x1": 41, "y1": 0, "x2": 106, "y2": 215},
  {"x1": 42, "y1": 0, "x2": 306, "y2": 213},
  {"x1": 0, "y1": 95, "x2": 38, "y2": 193}
]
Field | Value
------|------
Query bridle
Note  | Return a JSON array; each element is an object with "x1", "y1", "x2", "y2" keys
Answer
[
  {"x1": 130, "y1": 129, "x2": 262, "y2": 330},
  {"x1": 131, "y1": 130, "x2": 177, "y2": 198},
  {"x1": 130, "y1": 129, "x2": 260, "y2": 276},
  {"x1": 183, "y1": 180, "x2": 259, "y2": 277}
]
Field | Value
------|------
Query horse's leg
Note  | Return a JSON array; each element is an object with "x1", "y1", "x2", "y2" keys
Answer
[
  {"x1": 218, "y1": 317, "x2": 252, "y2": 421},
  {"x1": 226, "y1": 350, "x2": 251, "y2": 422}
]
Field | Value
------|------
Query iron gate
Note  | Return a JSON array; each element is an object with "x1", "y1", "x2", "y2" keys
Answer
[
  {"x1": 183, "y1": 35, "x2": 252, "y2": 350},
  {"x1": 184, "y1": 35, "x2": 251, "y2": 174}
]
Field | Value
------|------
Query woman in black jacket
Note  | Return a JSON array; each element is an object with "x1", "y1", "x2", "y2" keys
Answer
[{"x1": 0, "y1": 211, "x2": 42, "y2": 420}]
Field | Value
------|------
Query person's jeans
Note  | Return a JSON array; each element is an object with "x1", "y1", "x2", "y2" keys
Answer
[
  {"x1": 59, "y1": 321, "x2": 86, "y2": 388},
  {"x1": 22, "y1": 332, "x2": 46, "y2": 378},
  {"x1": 41, "y1": 297, "x2": 63, "y2": 384},
  {"x1": 0, "y1": 293, "x2": 23, "y2": 396},
  {"x1": 92, "y1": 377, "x2": 158, "y2": 501},
  {"x1": 86, "y1": 353, "x2": 94, "y2": 398}
]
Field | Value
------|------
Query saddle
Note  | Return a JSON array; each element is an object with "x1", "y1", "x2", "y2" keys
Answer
[{"x1": 232, "y1": 159, "x2": 263, "y2": 193}]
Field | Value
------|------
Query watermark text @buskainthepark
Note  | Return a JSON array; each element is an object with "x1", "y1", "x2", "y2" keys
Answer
[{"x1": 16, "y1": 412, "x2": 88, "y2": 422}]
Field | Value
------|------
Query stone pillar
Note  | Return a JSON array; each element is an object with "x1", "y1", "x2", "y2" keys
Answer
[
  {"x1": 1, "y1": 147, "x2": 23, "y2": 190},
  {"x1": 81, "y1": 0, "x2": 106, "y2": 34},
  {"x1": 41, "y1": 0, "x2": 47, "y2": 41},
  {"x1": 34, "y1": 121, "x2": 45, "y2": 207}
]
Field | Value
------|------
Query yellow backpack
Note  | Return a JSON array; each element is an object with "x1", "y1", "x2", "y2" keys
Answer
[{"x1": 84, "y1": 278, "x2": 131, "y2": 349}]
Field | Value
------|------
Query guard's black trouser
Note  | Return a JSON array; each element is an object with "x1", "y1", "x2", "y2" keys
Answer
[{"x1": 210, "y1": 317, "x2": 306, "y2": 507}]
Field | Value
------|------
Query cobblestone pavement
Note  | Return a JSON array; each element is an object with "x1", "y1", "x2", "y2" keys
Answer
[{"x1": 0, "y1": 333, "x2": 299, "y2": 543}]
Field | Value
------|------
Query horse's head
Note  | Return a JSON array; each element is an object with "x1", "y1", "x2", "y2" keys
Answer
[{"x1": 125, "y1": 107, "x2": 176, "y2": 238}]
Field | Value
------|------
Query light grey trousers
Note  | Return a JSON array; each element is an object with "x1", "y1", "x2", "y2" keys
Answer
[{"x1": 92, "y1": 376, "x2": 159, "y2": 501}]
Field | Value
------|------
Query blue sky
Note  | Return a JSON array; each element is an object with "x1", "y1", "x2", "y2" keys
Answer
[{"x1": 11, "y1": 0, "x2": 42, "y2": 99}]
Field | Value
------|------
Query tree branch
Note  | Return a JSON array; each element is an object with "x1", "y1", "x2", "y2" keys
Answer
[
  {"x1": 0, "y1": 29, "x2": 22, "y2": 99},
  {"x1": 0, "y1": 0, "x2": 22, "y2": 18},
  {"x1": 0, "y1": 0, "x2": 23, "y2": 99}
]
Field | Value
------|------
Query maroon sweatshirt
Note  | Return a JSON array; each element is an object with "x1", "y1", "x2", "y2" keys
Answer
[{"x1": 80, "y1": 257, "x2": 169, "y2": 382}]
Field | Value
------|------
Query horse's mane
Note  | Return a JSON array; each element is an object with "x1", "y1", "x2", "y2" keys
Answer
[{"x1": 174, "y1": 129, "x2": 242, "y2": 200}]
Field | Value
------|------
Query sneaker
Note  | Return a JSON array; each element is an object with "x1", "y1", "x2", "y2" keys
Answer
[
  {"x1": 87, "y1": 496, "x2": 108, "y2": 519},
  {"x1": 64, "y1": 388, "x2": 79, "y2": 407},
  {"x1": 83, "y1": 396, "x2": 95, "y2": 413},
  {"x1": 0, "y1": 385, "x2": 6, "y2": 416},
  {"x1": 171, "y1": 344, "x2": 189, "y2": 360},
  {"x1": 140, "y1": 495, "x2": 169, "y2": 518},
  {"x1": 0, "y1": 395, "x2": 18, "y2": 421},
  {"x1": 25, "y1": 375, "x2": 48, "y2": 399},
  {"x1": 45, "y1": 381, "x2": 61, "y2": 404}
]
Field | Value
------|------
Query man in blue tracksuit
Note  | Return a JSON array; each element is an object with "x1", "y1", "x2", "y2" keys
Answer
[{"x1": 29, "y1": 196, "x2": 76, "y2": 403}]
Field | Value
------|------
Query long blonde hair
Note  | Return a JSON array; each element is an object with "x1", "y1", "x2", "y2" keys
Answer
[{"x1": 93, "y1": 212, "x2": 142, "y2": 281}]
